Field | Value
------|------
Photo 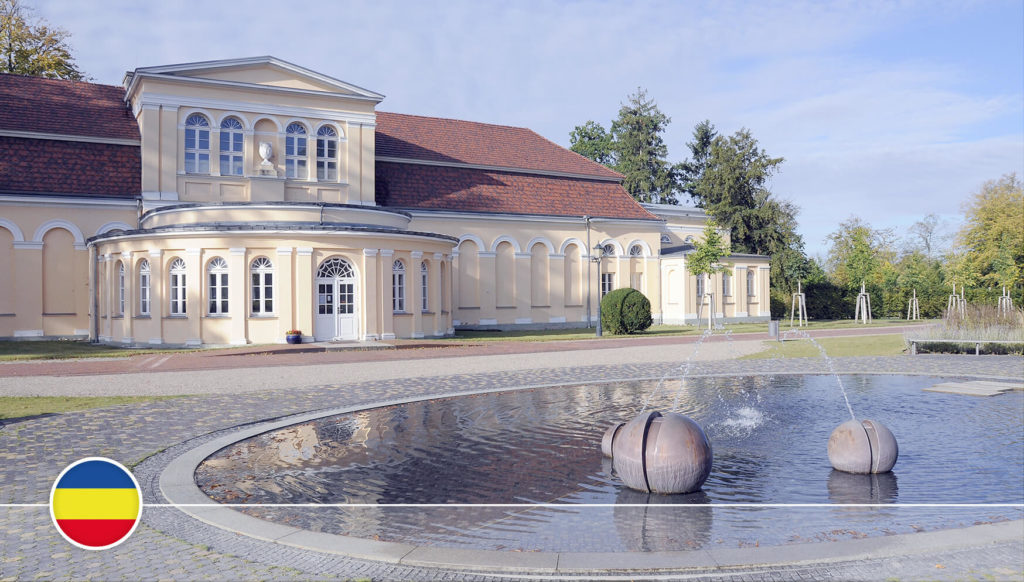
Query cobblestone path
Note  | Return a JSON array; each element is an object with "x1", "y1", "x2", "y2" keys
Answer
[{"x1": 2, "y1": 354, "x2": 1022, "y2": 581}]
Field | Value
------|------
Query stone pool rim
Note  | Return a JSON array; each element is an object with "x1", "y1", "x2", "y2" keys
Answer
[{"x1": 159, "y1": 372, "x2": 1024, "y2": 573}]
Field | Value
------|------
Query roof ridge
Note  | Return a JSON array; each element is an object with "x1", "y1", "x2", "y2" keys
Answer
[{"x1": 377, "y1": 110, "x2": 532, "y2": 133}]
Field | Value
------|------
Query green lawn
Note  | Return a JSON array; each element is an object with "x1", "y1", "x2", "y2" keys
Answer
[
  {"x1": 447, "y1": 318, "x2": 924, "y2": 343},
  {"x1": 742, "y1": 334, "x2": 908, "y2": 359},
  {"x1": 0, "y1": 341, "x2": 197, "y2": 362},
  {"x1": 0, "y1": 396, "x2": 185, "y2": 420}
]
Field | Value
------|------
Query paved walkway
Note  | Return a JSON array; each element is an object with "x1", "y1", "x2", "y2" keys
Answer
[{"x1": 1, "y1": 331, "x2": 1022, "y2": 581}]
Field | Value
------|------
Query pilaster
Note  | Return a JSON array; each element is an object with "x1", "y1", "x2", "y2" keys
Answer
[
  {"x1": 296, "y1": 247, "x2": 314, "y2": 338},
  {"x1": 148, "y1": 249, "x2": 163, "y2": 344},
  {"x1": 379, "y1": 249, "x2": 395, "y2": 340},
  {"x1": 229, "y1": 248, "x2": 247, "y2": 345},
  {"x1": 277, "y1": 247, "x2": 295, "y2": 340},
  {"x1": 362, "y1": 249, "x2": 379, "y2": 340},
  {"x1": 185, "y1": 248, "x2": 202, "y2": 346},
  {"x1": 410, "y1": 251, "x2": 424, "y2": 338},
  {"x1": 121, "y1": 251, "x2": 134, "y2": 344}
]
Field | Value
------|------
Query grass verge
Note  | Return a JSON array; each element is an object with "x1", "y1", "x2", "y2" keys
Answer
[
  {"x1": 0, "y1": 341, "x2": 195, "y2": 362},
  {"x1": 741, "y1": 334, "x2": 908, "y2": 359},
  {"x1": 448, "y1": 319, "x2": 921, "y2": 343},
  {"x1": 0, "y1": 395, "x2": 185, "y2": 420}
]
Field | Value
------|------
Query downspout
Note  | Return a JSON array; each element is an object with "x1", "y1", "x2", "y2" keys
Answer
[
  {"x1": 584, "y1": 215, "x2": 591, "y2": 327},
  {"x1": 319, "y1": 202, "x2": 325, "y2": 226}
]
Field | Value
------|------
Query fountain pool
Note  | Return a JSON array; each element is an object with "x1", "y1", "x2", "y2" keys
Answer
[{"x1": 195, "y1": 374, "x2": 1023, "y2": 552}]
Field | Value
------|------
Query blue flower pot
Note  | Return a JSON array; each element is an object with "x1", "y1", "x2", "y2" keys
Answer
[{"x1": 286, "y1": 334, "x2": 302, "y2": 344}]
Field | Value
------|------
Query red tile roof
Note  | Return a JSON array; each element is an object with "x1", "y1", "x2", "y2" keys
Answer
[
  {"x1": 0, "y1": 74, "x2": 138, "y2": 141},
  {"x1": 376, "y1": 111, "x2": 622, "y2": 180},
  {"x1": 0, "y1": 136, "x2": 140, "y2": 198},
  {"x1": 376, "y1": 162, "x2": 659, "y2": 220}
]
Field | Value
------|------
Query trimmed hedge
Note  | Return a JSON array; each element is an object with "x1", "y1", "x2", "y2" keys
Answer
[{"x1": 601, "y1": 287, "x2": 653, "y2": 334}]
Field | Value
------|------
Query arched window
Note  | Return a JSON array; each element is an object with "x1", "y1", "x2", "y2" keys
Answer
[
  {"x1": 602, "y1": 243, "x2": 616, "y2": 257},
  {"x1": 684, "y1": 236, "x2": 695, "y2": 244},
  {"x1": 392, "y1": 260, "x2": 406, "y2": 312},
  {"x1": 316, "y1": 257, "x2": 353, "y2": 278},
  {"x1": 420, "y1": 261, "x2": 429, "y2": 312},
  {"x1": 184, "y1": 114, "x2": 210, "y2": 174},
  {"x1": 723, "y1": 270, "x2": 732, "y2": 297},
  {"x1": 316, "y1": 126, "x2": 338, "y2": 180},
  {"x1": 250, "y1": 257, "x2": 273, "y2": 315},
  {"x1": 285, "y1": 123, "x2": 307, "y2": 179},
  {"x1": 138, "y1": 259, "x2": 150, "y2": 316},
  {"x1": 629, "y1": 244, "x2": 644, "y2": 257},
  {"x1": 747, "y1": 270, "x2": 756, "y2": 297},
  {"x1": 116, "y1": 261, "x2": 125, "y2": 316},
  {"x1": 220, "y1": 117, "x2": 244, "y2": 176},
  {"x1": 169, "y1": 258, "x2": 186, "y2": 315},
  {"x1": 207, "y1": 257, "x2": 229, "y2": 314},
  {"x1": 660, "y1": 234, "x2": 671, "y2": 244}
]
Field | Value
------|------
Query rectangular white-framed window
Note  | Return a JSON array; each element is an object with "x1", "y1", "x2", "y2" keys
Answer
[
  {"x1": 420, "y1": 261, "x2": 429, "y2": 312},
  {"x1": 250, "y1": 257, "x2": 274, "y2": 315},
  {"x1": 696, "y1": 275, "x2": 705, "y2": 298},
  {"x1": 600, "y1": 273, "x2": 614, "y2": 297},
  {"x1": 392, "y1": 260, "x2": 406, "y2": 313},
  {"x1": 117, "y1": 261, "x2": 125, "y2": 316},
  {"x1": 184, "y1": 114, "x2": 211, "y2": 174},
  {"x1": 207, "y1": 257, "x2": 229, "y2": 315},
  {"x1": 138, "y1": 259, "x2": 150, "y2": 316},
  {"x1": 285, "y1": 123, "x2": 308, "y2": 179},
  {"x1": 219, "y1": 117, "x2": 244, "y2": 176},
  {"x1": 169, "y1": 258, "x2": 186, "y2": 315},
  {"x1": 316, "y1": 126, "x2": 338, "y2": 181}
]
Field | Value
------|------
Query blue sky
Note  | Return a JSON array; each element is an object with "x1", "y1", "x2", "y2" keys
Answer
[{"x1": 36, "y1": 0, "x2": 1023, "y2": 258}]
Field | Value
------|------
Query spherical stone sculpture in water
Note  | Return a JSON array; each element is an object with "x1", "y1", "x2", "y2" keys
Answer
[
  {"x1": 601, "y1": 422, "x2": 624, "y2": 458},
  {"x1": 828, "y1": 419, "x2": 898, "y2": 474},
  {"x1": 611, "y1": 411, "x2": 712, "y2": 494}
]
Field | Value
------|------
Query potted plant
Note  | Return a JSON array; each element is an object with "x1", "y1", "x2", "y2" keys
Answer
[{"x1": 285, "y1": 329, "x2": 302, "y2": 344}]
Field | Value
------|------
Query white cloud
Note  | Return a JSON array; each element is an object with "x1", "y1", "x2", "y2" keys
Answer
[{"x1": 32, "y1": 0, "x2": 1023, "y2": 261}]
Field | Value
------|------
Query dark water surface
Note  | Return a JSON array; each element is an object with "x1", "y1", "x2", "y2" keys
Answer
[{"x1": 196, "y1": 375, "x2": 1024, "y2": 551}]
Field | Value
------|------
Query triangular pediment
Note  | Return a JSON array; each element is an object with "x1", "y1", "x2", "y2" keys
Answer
[{"x1": 126, "y1": 56, "x2": 383, "y2": 102}]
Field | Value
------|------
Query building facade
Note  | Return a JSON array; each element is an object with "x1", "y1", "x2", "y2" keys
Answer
[{"x1": 0, "y1": 57, "x2": 770, "y2": 345}]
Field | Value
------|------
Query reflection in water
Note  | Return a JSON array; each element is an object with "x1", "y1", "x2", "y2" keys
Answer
[
  {"x1": 827, "y1": 470, "x2": 899, "y2": 504},
  {"x1": 196, "y1": 375, "x2": 1024, "y2": 551},
  {"x1": 614, "y1": 488, "x2": 713, "y2": 551}
]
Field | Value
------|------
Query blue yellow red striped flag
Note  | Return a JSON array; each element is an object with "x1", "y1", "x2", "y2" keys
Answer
[{"x1": 50, "y1": 457, "x2": 142, "y2": 549}]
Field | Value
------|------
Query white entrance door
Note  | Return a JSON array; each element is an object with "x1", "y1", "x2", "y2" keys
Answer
[{"x1": 314, "y1": 258, "x2": 358, "y2": 341}]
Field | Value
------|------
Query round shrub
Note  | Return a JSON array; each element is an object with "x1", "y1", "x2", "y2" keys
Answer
[{"x1": 601, "y1": 287, "x2": 653, "y2": 334}]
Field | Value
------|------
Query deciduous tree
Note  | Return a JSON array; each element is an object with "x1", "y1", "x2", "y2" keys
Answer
[
  {"x1": 1, "y1": 0, "x2": 84, "y2": 80},
  {"x1": 954, "y1": 173, "x2": 1023, "y2": 290},
  {"x1": 569, "y1": 120, "x2": 614, "y2": 166}
]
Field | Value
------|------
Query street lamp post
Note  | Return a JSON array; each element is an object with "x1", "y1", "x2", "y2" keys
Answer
[{"x1": 592, "y1": 243, "x2": 605, "y2": 337}]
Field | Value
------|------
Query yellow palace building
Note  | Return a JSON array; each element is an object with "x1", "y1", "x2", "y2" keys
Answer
[{"x1": 0, "y1": 57, "x2": 770, "y2": 346}]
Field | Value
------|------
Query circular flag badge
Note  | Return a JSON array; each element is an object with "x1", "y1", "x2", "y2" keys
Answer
[{"x1": 50, "y1": 457, "x2": 143, "y2": 550}]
